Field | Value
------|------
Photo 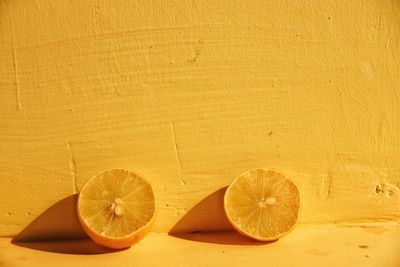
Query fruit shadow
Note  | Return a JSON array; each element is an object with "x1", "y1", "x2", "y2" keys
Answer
[
  {"x1": 12, "y1": 194, "x2": 125, "y2": 254},
  {"x1": 168, "y1": 187, "x2": 276, "y2": 246}
]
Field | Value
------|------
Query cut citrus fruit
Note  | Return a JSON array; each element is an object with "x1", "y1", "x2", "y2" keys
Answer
[
  {"x1": 224, "y1": 169, "x2": 300, "y2": 241},
  {"x1": 77, "y1": 169, "x2": 156, "y2": 249}
]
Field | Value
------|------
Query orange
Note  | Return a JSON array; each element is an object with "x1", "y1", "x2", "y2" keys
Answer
[
  {"x1": 224, "y1": 169, "x2": 300, "y2": 241},
  {"x1": 77, "y1": 169, "x2": 156, "y2": 249}
]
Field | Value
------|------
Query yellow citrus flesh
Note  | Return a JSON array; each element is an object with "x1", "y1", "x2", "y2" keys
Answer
[
  {"x1": 224, "y1": 169, "x2": 300, "y2": 241},
  {"x1": 77, "y1": 169, "x2": 156, "y2": 249}
]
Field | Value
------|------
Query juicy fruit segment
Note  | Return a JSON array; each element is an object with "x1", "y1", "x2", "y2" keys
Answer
[
  {"x1": 224, "y1": 169, "x2": 300, "y2": 241},
  {"x1": 77, "y1": 169, "x2": 156, "y2": 249}
]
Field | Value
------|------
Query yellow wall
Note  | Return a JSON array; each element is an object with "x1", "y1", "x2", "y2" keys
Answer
[{"x1": 1, "y1": 0, "x2": 399, "y2": 237}]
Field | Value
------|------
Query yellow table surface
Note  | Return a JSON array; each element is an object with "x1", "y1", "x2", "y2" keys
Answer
[{"x1": 1, "y1": 222, "x2": 400, "y2": 267}]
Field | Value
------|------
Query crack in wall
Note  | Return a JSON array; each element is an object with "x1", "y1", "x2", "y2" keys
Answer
[
  {"x1": 67, "y1": 141, "x2": 79, "y2": 194},
  {"x1": 170, "y1": 122, "x2": 182, "y2": 172},
  {"x1": 10, "y1": 7, "x2": 22, "y2": 111},
  {"x1": 320, "y1": 173, "x2": 332, "y2": 199}
]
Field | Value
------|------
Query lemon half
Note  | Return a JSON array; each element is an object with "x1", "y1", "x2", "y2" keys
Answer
[
  {"x1": 77, "y1": 169, "x2": 156, "y2": 249},
  {"x1": 224, "y1": 169, "x2": 300, "y2": 241}
]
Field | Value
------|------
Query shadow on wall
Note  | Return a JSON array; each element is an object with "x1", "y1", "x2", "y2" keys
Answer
[
  {"x1": 12, "y1": 194, "x2": 120, "y2": 254},
  {"x1": 169, "y1": 187, "x2": 273, "y2": 246},
  {"x1": 169, "y1": 187, "x2": 232, "y2": 233}
]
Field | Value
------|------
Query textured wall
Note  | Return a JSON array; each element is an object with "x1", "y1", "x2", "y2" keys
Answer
[{"x1": 0, "y1": 0, "x2": 399, "y2": 236}]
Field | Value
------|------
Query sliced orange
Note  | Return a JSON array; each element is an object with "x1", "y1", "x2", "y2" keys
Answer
[
  {"x1": 77, "y1": 169, "x2": 156, "y2": 249},
  {"x1": 224, "y1": 169, "x2": 300, "y2": 241}
]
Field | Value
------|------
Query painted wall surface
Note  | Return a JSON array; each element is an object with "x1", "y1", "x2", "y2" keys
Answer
[{"x1": 0, "y1": 0, "x2": 399, "y2": 236}]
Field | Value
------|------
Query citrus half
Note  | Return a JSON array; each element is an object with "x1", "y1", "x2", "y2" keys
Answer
[
  {"x1": 224, "y1": 169, "x2": 300, "y2": 241},
  {"x1": 77, "y1": 169, "x2": 156, "y2": 249}
]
